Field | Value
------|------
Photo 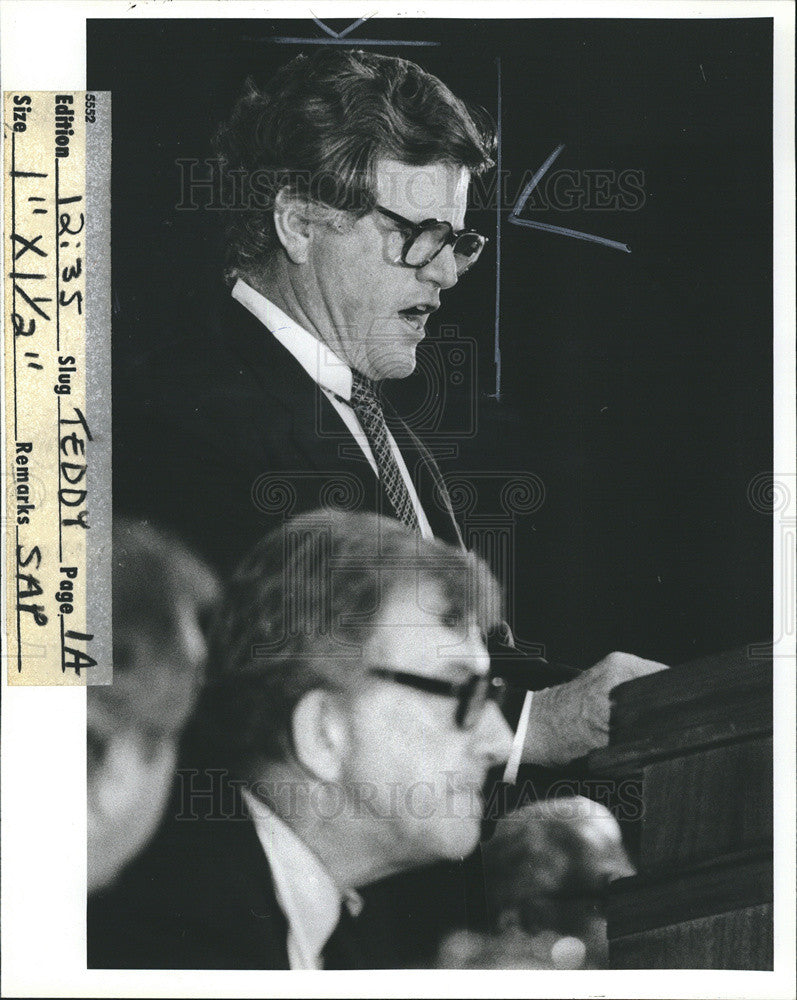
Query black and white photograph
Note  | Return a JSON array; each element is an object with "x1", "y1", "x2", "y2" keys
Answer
[{"x1": 1, "y1": 2, "x2": 795, "y2": 997}]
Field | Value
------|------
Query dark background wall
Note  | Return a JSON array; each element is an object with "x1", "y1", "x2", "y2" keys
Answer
[{"x1": 88, "y1": 16, "x2": 772, "y2": 667}]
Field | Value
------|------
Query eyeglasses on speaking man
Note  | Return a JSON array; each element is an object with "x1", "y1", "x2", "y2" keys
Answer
[{"x1": 375, "y1": 205, "x2": 487, "y2": 276}]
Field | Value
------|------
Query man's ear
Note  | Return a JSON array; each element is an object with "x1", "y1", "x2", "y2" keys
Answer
[
  {"x1": 291, "y1": 688, "x2": 351, "y2": 783},
  {"x1": 272, "y1": 188, "x2": 313, "y2": 264}
]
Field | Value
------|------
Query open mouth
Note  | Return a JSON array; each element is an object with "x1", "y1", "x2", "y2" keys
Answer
[{"x1": 398, "y1": 303, "x2": 437, "y2": 334}]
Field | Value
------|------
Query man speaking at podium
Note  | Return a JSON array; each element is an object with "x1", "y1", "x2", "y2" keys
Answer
[{"x1": 116, "y1": 48, "x2": 665, "y2": 787}]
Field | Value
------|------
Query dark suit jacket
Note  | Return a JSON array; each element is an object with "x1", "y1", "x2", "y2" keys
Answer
[
  {"x1": 87, "y1": 779, "x2": 473, "y2": 970},
  {"x1": 115, "y1": 285, "x2": 462, "y2": 575},
  {"x1": 88, "y1": 795, "x2": 290, "y2": 969}
]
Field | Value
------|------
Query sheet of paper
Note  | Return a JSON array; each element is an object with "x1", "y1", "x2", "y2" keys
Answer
[{"x1": 4, "y1": 89, "x2": 112, "y2": 685}]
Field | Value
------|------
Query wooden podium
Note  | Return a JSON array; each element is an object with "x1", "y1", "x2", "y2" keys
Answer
[{"x1": 588, "y1": 647, "x2": 773, "y2": 969}]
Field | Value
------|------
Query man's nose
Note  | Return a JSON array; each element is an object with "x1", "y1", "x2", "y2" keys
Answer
[
  {"x1": 417, "y1": 244, "x2": 459, "y2": 290},
  {"x1": 473, "y1": 700, "x2": 514, "y2": 768}
]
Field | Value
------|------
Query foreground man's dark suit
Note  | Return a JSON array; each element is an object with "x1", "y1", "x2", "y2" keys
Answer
[
  {"x1": 88, "y1": 794, "x2": 291, "y2": 969},
  {"x1": 87, "y1": 780, "x2": 473, "y2": 969}
]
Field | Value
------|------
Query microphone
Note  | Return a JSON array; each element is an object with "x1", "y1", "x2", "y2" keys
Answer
[
  {"x1": 486, "y1": 625, "x2": 584, "y2": 786},
  {"x1": 487, "y1": 621, "x2": 583, "y2": 691}
]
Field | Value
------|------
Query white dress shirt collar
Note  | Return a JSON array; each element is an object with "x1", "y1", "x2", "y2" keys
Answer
[
  {"x1": 232, "y1": 277, "x2": 353, "y2": 401},
  {"x1": 242, "y1": 788, "x2": 362, "y2": 970},
  {"x1": 230, "y1": 278, "x2": 438, "y2": 543}
]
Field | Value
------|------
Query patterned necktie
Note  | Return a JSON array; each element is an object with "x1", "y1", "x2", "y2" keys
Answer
[{"x1": 349, "y1": 371, "x2": 420, "y2": 531}]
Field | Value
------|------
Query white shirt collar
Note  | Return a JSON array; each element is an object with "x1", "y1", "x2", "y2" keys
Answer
[
  {"x1": 231, "y1": 277, "x2": 437, "y2": 540},
  {"x1": 232, "y1": 278, "x2": 353, "y2": 401},
  {"x1": 241, "y1": 788, "x2": 362, "y2": 970}
]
